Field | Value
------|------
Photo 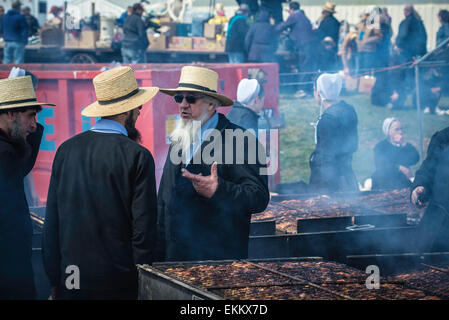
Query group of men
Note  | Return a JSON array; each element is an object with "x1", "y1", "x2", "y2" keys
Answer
[{"x1": 0, "y1": 65, "x2": 269, "y2": 300}]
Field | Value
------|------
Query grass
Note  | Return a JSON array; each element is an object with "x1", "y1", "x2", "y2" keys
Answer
[{"x1": 279, "y1": 92, "x2": 449, "y2": 185}]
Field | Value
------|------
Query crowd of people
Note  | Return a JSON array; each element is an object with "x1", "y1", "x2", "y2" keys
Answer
[{"x1": 1, "y1": 61, "x2": 449, "y2": 300}]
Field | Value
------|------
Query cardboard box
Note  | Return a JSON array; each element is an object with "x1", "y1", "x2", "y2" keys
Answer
[
  {"x1": 168, "y1": 36, "x2": 192, "y2": 50},
  {"x1": 203, "y1": 23, "x2": 223, "y2": 39},
  {"x1": 344, "y1": 76, "x2": 359, "y2": 92},
  {"x1": 160, "y1": 22, "x2": 177, "y2": 37},
  {"x1": 65, "y1": 33, "x2": 80, "y2": 48},
  {"x1": 192, "y1": 37, "x2": 226, "y2": 52},
  {"x1": 147, "y1": 34, "x2": 166, "y2": 50},
  {"x1": 358, "y1": 75, "x2": 376, "y2": 94},
  {"x1": 79, "y1": 30, "x2": 99, "y2": 48}
]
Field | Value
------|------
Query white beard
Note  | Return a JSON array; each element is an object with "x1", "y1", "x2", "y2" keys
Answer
[{"x1": 170, "y1": 112, "x2": 211, "y2": 160}]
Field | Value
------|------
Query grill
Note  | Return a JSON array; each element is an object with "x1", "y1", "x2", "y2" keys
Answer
[
  {"x1": 248, "y1": 189, "x2": 423, "y2": 261},
  {"x1": 138, "y1": 258, "x2": 441, "y2": 300},
  {"x1": 252, "y1": 189, "x2": 420, "y2": 234}
]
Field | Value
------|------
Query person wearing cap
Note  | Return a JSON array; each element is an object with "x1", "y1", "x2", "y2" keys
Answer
[
  {"x1": 411, "y1": 125, "x2": 449, "y2": 253},
  {"x1": 227, "y1": 78, "x2": 265, "y2": 133},
  {"x1": 226, "y1": 4, "x2": 250, "y2": 63},
  {"x1": 309, "y1": 73, "x2": 359, "y2": 193},
  {"x1": 2, "y1": 1, "x2": 28, "y2": 64},
  {"x1": 236, "y1": 0, "x2": 258, "y2": 18},
  {"x1": 371, "y1": 118, "x2": 419, "y2": 191},
  {"x1": 0, "y1": 76, "x2": 53, "y2": 299},
  {"x1": 42, "y1": 67, "x2": 159, "y2": 300},
  {"x1": 315, "y1": 2, "x2": 340, "y2": 45},
  {"x1": 121, "y1": 3, "x2": 149, "y2": 64},
  {"x1": 276, "y1": 1, "x2": 315, "y2": 95},
  {"x1": 156, "y1": 66, "x2": 269, "y2": 262}
]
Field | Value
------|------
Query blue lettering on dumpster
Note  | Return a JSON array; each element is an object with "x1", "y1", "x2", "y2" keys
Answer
[{"x1": 37, "y1": 107, "x2": 55, "y2": 151}]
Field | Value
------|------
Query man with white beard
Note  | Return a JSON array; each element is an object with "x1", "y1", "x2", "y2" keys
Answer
[{"x1": 156, "y1": 66, "x2": 270, "y2": 262}]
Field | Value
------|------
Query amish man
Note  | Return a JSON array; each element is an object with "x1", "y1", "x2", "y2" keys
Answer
[
  {"x1": 156, "y1": 66, "x2": 270, "y2": 262},
  {"x1": 0, "y1": 76, "x2": 54, "y2": 299},
  {"x1": 43, "y1": 67, "x2": 159, "y2": 300}
]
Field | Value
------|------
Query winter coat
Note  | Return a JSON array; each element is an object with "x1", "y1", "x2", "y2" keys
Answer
[
  {"x1": 316, "y1": 14, "x2": 340, "y2": 44},
  {"x1": 309, "y1": 101, "x2": 359, "y2": 193},
  {"x1": 43, "y1": 130, "x2": 157, "y2": 290},
  {"x1": 372, "y1": 139, "x2": 419, "y2": 191},
  {"x1": 0, "y1": 124, "x2": 43, "y2": 299},
  {"x1": 396, "y1": 14, "x2": 427, "y2": 58},
  {"x1": 122, "y1": 13, "x2": 149, "y2": 51},
  {"x1": 245, "y1": 9, "x2": 278, "y2": 62},
  {"x1": 2, "y1": 9, "x2": 28, "y2": 44},
  {"x1": 226, "y1": 101, "x2": 259, "y2": 133},
  {"x1": 156, "y1": 113, "x2": 269, "y2": 262},
  {"x1": 225, "y1": 14, "x2": 249, "y2": 53},
  {"x1": 411, "y1": 126, "x2": 449, "y2": 252},
  {"x1": 276, "y1": 9, "x2": 314, "y2": 48},
  {"x1": 436, "y1": 22, "x2": 449, "y2": 46}
]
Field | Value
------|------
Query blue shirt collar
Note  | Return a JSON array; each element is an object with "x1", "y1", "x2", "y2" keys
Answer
[{"x1": 90, "y1": 119, "x2": 128, "y2": 136}]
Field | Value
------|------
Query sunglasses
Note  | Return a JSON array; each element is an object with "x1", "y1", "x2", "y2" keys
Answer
[{"x1": 173, "y1": 94, "x2": 203, "y2": 104}]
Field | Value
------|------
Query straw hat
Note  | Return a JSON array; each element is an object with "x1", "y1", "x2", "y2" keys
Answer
[
  {"x1": 159, "y1": 66, "x2": 233, "y2": 106},
  {"x1": 323, "y1": 2, "x2": 336, "y2": 14},
  {"x1": 81, "y1": 66, "x2": 159, "y2": 117},
  {"x1": 0, "y1": 76, "x2": 55, "y2": 110}
]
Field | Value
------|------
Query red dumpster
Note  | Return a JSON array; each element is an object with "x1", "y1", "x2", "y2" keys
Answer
[{"x1": 0, "y1": 63, "x2": 280, "y2": 204}]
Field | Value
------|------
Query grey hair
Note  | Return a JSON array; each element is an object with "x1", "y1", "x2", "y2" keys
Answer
[{"x1": 202, "y1": 95, "x2": 221, "y2": 108}]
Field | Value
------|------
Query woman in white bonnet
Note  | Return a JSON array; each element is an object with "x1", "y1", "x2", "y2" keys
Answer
[
  {"x1": 371, "y1": 117, "x2": 419, "y2": 190},
  {"x1": 308, "y1": 73, "x2": 359, "y2": 193}
]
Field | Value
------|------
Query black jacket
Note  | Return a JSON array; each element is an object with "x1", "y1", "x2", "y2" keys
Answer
[
  {"x1": 226, "y1": 101, "x2": 259, "y2": 133},
  {"x1": 0, "y1": 124, "x2": 43, "y2": 299},
  {"x1": 226, "y1": 14, "x2": 249, "y2": 53},
  {"x1": 245, "y1": 9, "x2": 278, "y2": 62},
  {"x1": 122, "y1": 13, "x2": 149, "y2": 51},
  {"x1": 156, "y1": 113, "x2": 269, "y2": 262},
  {"x1": 411, "y1": 127, "x2": 449, "y2": 252},
  {"x1": 43, "y1": 130, "x2": 157, "y2": 290},
  {"x1": 436, "y1": 22, "x2": 449, "y2": 46},
  {"x1": 25, "y1": 14, "x2": 40, "y2": 37},
  {"x1": 309, "y1": 101, "x2": 359, "y2": 192},
  {"x1": 316, "y1": 14, "x2": 340, "y2": 44},
  {"x1": 396, "y1": 14, "x2": 427, "y2": 58},
  {"x1": 372, "y1": 139, "x2": 419, "y2": 191}
]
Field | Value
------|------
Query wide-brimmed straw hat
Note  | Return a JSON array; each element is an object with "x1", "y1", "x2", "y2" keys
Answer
[
  {"x1": 323, "y1": 2, "x2": 336, "y2": 14},
  {"x1": 82, "y1": 66, "x2": 159, "y2": 117},
  {"x1": 0, "y1": 76, "x2": 55, "y2": 110},
  {"x1": 159, "y1": 66, "x2": 234, "y2": 106}
]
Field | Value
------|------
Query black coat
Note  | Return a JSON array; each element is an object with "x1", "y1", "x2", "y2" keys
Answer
[
  {"x1": 396, "y1": 15, "x2": 427, "y2": 58},
  {"x1": 226, "y1": 101, "x2": 259, "y2": 133},
  {"x1": 372, "y1": 139, "x2": 419, "y2": 191},
  {"x1": 0, "y1": 124, "x2": 43, "y2": 299},
  {"x1": 316, "y1": 15, "x2": 340, "y2": 44},
  {"x1": 436, "y1": 23, "x2": 449, "y2": 46},
  {"x1": 156, "y1": 113, "x2": 269, "y2": 262},
  {"x1": 43, "y1": 130, "x2": 157, "y2": 291},
  {"x1": 225, "y1": 14, "x2": 249, "y2": 53},
  {"x1": 411, "y1": 127, "x2": 449, "y2": 252},
  {"x1": 122, "y1": 13, "x2": 149, "y2": 51},
  {"x1": 309, "y1": 101, "x2": 358, "y2": 192},
  {"x1": 245, "y1": 9, "x2": 278, "y2": 62}
]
